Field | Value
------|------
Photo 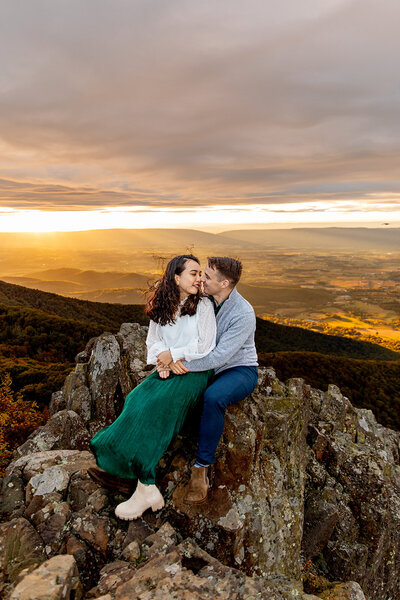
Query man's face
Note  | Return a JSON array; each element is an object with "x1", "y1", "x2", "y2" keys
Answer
[{"x1": 201, "y1": 264, "x2": 225, "y2": 296}]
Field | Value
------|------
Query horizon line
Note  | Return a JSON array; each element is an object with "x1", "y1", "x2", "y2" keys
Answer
[{"x1": 0, "y1": 222, "x2": 399, "y2": 234}]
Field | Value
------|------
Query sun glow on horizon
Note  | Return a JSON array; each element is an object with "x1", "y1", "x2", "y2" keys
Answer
[{"x1": 0, "y1": 201, "x2": 399, "y2": 233}]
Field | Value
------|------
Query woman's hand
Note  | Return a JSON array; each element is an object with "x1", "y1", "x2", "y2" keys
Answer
[
  {"x1": 170, "y1": 360, "x2": 189, "y2": 375},
  {"x1": 157, "y1": 364, "x2": 170, "y2": 379},
  {"x1": 157, "y1": 349, "x2": 173, "y2": 368}
]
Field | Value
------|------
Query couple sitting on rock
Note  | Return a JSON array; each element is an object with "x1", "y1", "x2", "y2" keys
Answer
[{"x1": 89, "y1": 255, "x2": 258, "y2": 520}]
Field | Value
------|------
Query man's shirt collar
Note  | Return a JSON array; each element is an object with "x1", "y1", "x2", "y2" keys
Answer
[{"x1": 209, "y1": 287, "x2": 235, "y2": 315}]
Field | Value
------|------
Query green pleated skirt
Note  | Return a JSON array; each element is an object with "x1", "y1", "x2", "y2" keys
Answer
[{"x1": 89, "y1": 369, "x2": 213, "y2": 484}]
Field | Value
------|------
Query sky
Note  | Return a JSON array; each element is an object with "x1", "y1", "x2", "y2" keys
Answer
[{"x1": 1, "y1": 0, "x2": 400, "y2": 231}]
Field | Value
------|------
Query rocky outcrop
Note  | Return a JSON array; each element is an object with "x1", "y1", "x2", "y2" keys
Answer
[
  {"x1": 48, "y1": 323, "x2": 151, "y2": 436},
  {"x1": 10, "y1": 555, "x2": 82, "y2": 600},
  {"x1": 16, "y1": 410, "x2": 91, "y2": 457},
  {"x1": 171, "y1": 371, "x2": 309, "y2": 580},
  {"x1": 0, "y1": 518, "x2": 45, "y2": 597},
  {"x1": 303, "y1": 385, "x2": 400, "y2": 600},
  {"x1": 97, "y1": 537, "x2": 320, "y2": 600},
  {"x1": 318, "y1": 582, "x2": 366, "y2": 600},
  {"x1": 1, "y1": 321, "x2": 398, "y2": 599}
]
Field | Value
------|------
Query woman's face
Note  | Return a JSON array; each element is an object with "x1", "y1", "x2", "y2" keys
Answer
[{"x1": 174, "y1": 259, "x2": 202, "y2": 298}]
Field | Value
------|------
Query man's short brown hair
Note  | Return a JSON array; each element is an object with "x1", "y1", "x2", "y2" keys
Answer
[{"x1": 207, "y1": 256, "x2": 242, "y2": 286}]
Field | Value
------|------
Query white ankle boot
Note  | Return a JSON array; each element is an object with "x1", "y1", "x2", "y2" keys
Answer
[{"x1": 115, "y1": 480, "x2": 165, "y2": 520}]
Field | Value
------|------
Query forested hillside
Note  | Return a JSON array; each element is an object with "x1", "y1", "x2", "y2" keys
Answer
[
  {"x1": 1, "y1": 280, "x2": 399, "y2": 434},
  {"x1": 0, "y1": 279, "x2": 148, "y2": 329},
  {"x1": 255, "y1": 318, "x2": 399, "y2": 361}
]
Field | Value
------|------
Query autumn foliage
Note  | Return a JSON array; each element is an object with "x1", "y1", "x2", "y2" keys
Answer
[{"x1": 0, "y1": 371, "x2": 47, "y2": 476}]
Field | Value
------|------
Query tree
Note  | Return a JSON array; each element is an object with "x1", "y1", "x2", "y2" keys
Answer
[{"x1": 0, "y1": 371, "x2": 46, "y2": 475}]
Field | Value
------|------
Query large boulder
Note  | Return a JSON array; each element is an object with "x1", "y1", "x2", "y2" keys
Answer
[
  {"x1": 9, "y1": 555, "x2": 82, "y2": 600},
  {"x1": 49, "y1": 323, "x2": 150, "y2": 435},
  {"x1": 1, "y1": 450, "x2": 96, "y2": 520},
  {"x1": 318, "y1": 581, "x2": 366, "y2": 600},
  {"x1": 87, "y1": 333, "x2": 122, "y2": 434},
  {"x1": 171, "y1": 369, "x2": 309, "y2": 580},
  {"x1": 116, "y1": 322, "x2": 150, "y2": 394},
  {"x1": 16, "y1": 410, "x2": 91, "y2": 456}
]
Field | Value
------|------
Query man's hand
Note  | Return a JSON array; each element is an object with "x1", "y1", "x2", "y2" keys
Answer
[
  {"x1": 157, "y1": 349, "x2": 173, "y2": 368},
  {"x1": 170, "y1": 360, "x2": 189, "y2": 375}
]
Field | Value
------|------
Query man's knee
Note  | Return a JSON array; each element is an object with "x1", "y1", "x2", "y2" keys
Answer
[{"x1": 203, "y1": 386, "x2": 226, "y2": 411}]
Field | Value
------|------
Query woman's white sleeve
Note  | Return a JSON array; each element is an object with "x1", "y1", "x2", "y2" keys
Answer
[
  {"x1": 146, "y1": 320, "x2": 167, "y2": 365},
  {"x1": 170, "y1": 299, "x2": 216, "y2": 362}
]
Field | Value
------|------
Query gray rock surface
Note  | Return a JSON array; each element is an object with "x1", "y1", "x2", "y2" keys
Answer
[
  {"x1": 113, "y1": 537, "x2": 304, "y2": 600},
  {"x1": 9, "y1": 555, "x2": 82, "y2": 600},
  {"x1": 171, "y1": 369, "x2": 309, "y2": 580},
  {"x1": 318, "y1": 581, "x2": 366, "y2": 599},
  {"x1": 303, "y1": 384, "x2": 400, "y2": 600},
  {"x1": 17, "y1": 411, "x2": 91, "y2": 457},
  {"x1": 49, "y1": 323, "x2": 150, "y2": 437},
  {"x1": 26, "y1": 465, "x2": 70, "y2": 502},
  {"x1": 1, "y1": 450, "x2": 95, "y2": 521},
  {"x1": 2, "y1": 321, "x2": 398, "y2": 599},
  {"x1": 87, "y1": 333, "x2": 122, "y2": 434},
  {"x1": 0, "y1": 518, "x2": 45, "y2": 597}
]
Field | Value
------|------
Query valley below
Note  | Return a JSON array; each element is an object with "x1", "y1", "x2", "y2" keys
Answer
[{"x1": 1, "y1": 227, "x2": 398, "y2": 352}]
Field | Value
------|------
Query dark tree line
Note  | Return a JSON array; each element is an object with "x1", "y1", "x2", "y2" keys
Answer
[{"x1": 259, "y1": 351, "x2": 400, "y2": 431}]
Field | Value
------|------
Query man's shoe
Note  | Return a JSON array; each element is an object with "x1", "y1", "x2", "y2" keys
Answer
[
  {"x1": 88, "y1": 467, "x2": 134, "y2": 495},
  {"x1": 183, "y1": 466, "x2": 209, "y2": 504}
]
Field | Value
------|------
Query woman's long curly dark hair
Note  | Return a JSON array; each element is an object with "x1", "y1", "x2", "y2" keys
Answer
[{"x1": 145, "y1": 254, "x2": 202, "y2": 326}]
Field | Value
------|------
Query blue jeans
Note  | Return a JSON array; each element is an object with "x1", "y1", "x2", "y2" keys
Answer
[{"x1": 196, "y1": 366, "x2": 258, "y2": 465}]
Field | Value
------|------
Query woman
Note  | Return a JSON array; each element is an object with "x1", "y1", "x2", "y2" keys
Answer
[{"x1": 90, "y1": 254, "x2": 216, "y2": 521}]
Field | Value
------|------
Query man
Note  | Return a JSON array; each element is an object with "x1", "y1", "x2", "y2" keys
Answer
[{"x1": 159, "y1": 256, "x2": 258, "y2": 503}]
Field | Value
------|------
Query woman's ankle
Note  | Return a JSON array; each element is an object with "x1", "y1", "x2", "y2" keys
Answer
[{"x1": 138, "y1": 480, "x2": 157, "y2": 488}]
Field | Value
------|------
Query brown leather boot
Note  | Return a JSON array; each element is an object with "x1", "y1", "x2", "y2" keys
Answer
[
  {"x1": 183, "y1": 466, "x2": 209, "y2": 504},
  {"x1": 88, "y1": 467, "x2": 134, "y2": 495}
]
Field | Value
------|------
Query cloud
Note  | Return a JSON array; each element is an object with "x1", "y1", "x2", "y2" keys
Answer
[
  {"x1": 0, "y1": 0, "x2": 399, "y2": 212},
  {"x1": 2, "y1": 177, "x2": 399, "y2": 216}
]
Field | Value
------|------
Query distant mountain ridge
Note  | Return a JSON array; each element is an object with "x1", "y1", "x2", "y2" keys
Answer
[
  {"x1": 220, "y1": 227, "x2": 400, "y2": 250},
  {"x1": 27, "y1": 268, "x2": 150, "y2": 287},
  {"x1": 1, "y1": 269, "x2": 150, "y2": 303},
  {"x1": 1, "y1": 272, "x2": 336, "y2": 311},
  {"x1": 0, "y1": 228, "x2": 258, "y2": 250},
  {"x1": 256, "y1": 317, "x2": 399, "y2": 361},
  {"x1": 0, "y1": 227, "x2": 398, "y2": 252}
]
